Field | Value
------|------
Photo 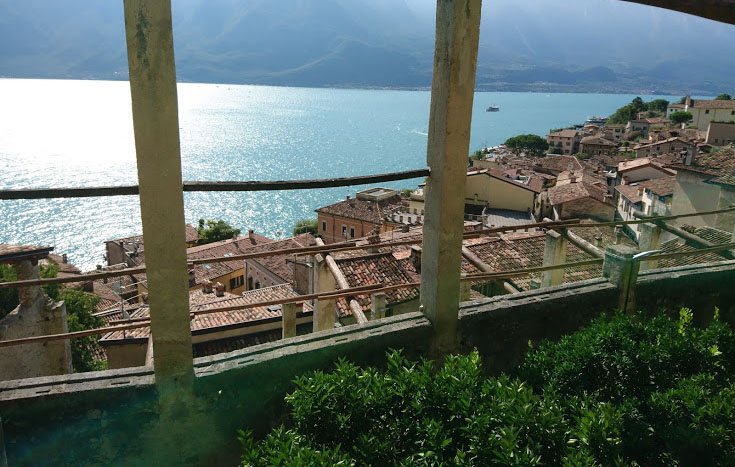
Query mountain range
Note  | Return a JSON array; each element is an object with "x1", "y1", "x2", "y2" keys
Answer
[{"x1": 1, "y1": 0, "x2": 733, "y2": 94}]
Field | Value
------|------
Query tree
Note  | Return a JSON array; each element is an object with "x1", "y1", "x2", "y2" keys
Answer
[
  {"x1": 549, "y1": 147, "x2": 563, "y2": 155},
  {"x1": 678, "y1": 96, "x2": 687, "y2": 104},
  {"x1": 400, "y1": 188, "x2": 415, "y2": 197},
  {"x1": 197, "y1": 219, "x2": 241, "y2": 244},
  {"x1": 715, "y1": 93, "x2": 732, "y2": 100},
  {"x1": 504, "y1": 134, "x2": 549, "y2": 157},
  {"x1": 573, "y1": 152, "x2": 591, "y2": 160},
  {"x1": 670, "y1": 111, "x2": 693, "y2": 126},
  {"x1": 646, "y1": 99, "x2": 669, "y2": 113},
  {"x1": 57, "y1": 288, "x2": 106, "y2": 372},
  {"x1": 293, "y1": 218, "x2": 318, "y2": 236},
  {"x1": 608, "y1": 96, "x2": 651, "y2": 124}
]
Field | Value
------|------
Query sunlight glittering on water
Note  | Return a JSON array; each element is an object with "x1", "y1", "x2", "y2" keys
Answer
[{"x1": 0, "y1": 78, "x2": 654, "y2": 270}]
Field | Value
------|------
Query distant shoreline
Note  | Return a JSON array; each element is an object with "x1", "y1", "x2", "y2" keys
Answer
[{"x1": 0, "y1": 75, "x2": 706, "y2": 96}]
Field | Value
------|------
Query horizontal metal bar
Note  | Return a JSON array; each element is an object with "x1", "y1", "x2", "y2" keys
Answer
[
  {"x1": 0, "y1": 169, "x2": 430, "y2": 200},
  {"x1": 645, "y1": 242, "x2": 735, "y2": 262}
]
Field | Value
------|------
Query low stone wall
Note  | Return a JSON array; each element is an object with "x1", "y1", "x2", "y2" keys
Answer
[{"x1": 2, "y1": 261, "x2": 735, "y2": 466}]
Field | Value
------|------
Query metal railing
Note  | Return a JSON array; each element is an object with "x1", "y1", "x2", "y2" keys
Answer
[{"x1": 1, "y1": 205, "x2": 733, "y2": 349}]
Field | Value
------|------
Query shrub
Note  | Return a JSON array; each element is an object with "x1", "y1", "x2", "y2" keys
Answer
[{"x1": 241, "y1": 311, "x2": 735, "y2": 466}]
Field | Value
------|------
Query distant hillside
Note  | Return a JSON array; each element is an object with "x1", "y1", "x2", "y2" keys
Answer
[{"x1": 1, "y1": 0, "x2": 733, "y2": 94}]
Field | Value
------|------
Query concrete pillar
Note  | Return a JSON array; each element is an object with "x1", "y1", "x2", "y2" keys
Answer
[
  {"x1": 370, "y1": 293, "x2": 387, "y2": 320},
  {"x1": 602, "y1": 245, "x2": 639, "y2": 315},
  {"x1": 420, "y1": 0, "x2": 482, "y2": 352},
  {"x1": 541, "y1": 230, "x2": 567, "y2": 287},
  {"x1": 15, "y1": 259, "x2": 42, "y2": 307},
  {"x1": 0, "y1": 260, "x2": 72, "y2": 380},
  {"x1": 313, "y1": 254, "x2": 336, "y2": 332},
  {"x1": 459, "y1": 273, "x2": 471, "y2": 302},
  {"x1": 282, "y1": 302, "x2": 298, "y2": 339},
  {"x1": 638, "y1": 222, "x2": 662, "y2": 271},
  {"x1": 124, "y1": 0, "x2": 193, "y2": 383}
]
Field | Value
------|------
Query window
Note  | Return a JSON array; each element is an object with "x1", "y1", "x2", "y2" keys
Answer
[
  {"x1": 248, "y1": 277, "x2": 253, "y2": 290},
  {"x1": 228, "y1": 275, "x2": 243, "y2": 290},
  {"x1": 350, "y1": 227, "x2": 355, "y2": 238},
  {"x1": 413, "y1": 208, "x2": 417, "y2": 214},
  {"x1": 341, "y1": 225, "x2": 347, "y2": 237},
  {"x1": 705, "y1": 109, "x2": 710, "y2": 114},
  {"x1": 322, "y1": 221, "x2": 326, "y2": 231},
  {"x1": 731, "y1": 111, "x2": 734, "y2": 115},
  {"x1": 255, "y1": 281, "x2": 260, "y2": 289}
]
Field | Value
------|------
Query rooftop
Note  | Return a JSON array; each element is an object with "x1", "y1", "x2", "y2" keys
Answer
[
  {"x1": 100, "y1": 284, "x2": 311, "y2": 343},
  {"x1": 668, "y1": 148, "x2": 735, "y2": 187},
  {"x1": 639, "y1": 176, "x2": 676, "y2": 197},
  {"x1": 0, "y1": 244, "x2": 53, "y2": 263},
  {"x1": 315, "y1": 193, "x2": 403, "y2": 224},
  {"x1": 616, "y1": 184, "x2": 644, "y2": 204},
  {"x1": 548, "y1": 181, "x2": 610, "y2": 206}
]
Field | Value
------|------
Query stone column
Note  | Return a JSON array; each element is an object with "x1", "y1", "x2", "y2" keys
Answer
[
  {"x1": 459, "y1": 273, "x2": 471, "y2": 302},
  {"x1": 312, "y1": 253, "x2": 336, "y2": 332},
  {"x1": 602, "y1": 245, "x2": 640, "y2": 315},
  {"x1": 541, "y1": 230, "x2": 567, "y2": 288},
  {"x1": 0, "y1": 258, "x2": 72, "y2": 380},
  {"x1": 282, "y1": 302, "x2": 298, "y2": 339},
  {"x1": 370, "y1": 293, "x2": 387, "y2": 320},
  {"x1": 638, "y1": 222, "x2": 662, "y2": 271},
  {"x1": 420, "y1": 0, "x2": 482, "y2": 352},
  {"x1": 124, "y1": 0, "x2": 193, "y2": 383}
]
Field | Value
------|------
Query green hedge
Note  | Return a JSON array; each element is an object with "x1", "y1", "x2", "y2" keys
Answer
[{"x1": 240, "y1": 310, "x2": 735, "y2": 466}]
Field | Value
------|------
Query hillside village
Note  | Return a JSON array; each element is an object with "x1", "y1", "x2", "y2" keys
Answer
[{"x1": 2, "y1": 96, "x2": 734, "y2": 372}]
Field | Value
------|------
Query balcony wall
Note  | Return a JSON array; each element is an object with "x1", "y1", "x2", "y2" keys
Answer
[{"x1": 2, "y1": 261, "x2": 735, "y2": 466}]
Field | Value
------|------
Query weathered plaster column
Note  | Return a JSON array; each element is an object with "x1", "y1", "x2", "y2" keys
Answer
[
  {"x1": 459, "y1": 273, "x2": 471, "y2": 302},
  {"x1": 370, "y1": 293, "x2": 387, "y2": 320},
  {"x1": 602, "y1": 245, "x2": 640, "y2": 314},
  {"x1": 124, "y1": 0, "x2": 192, "y2": 383},
  {"x1": 638, "y1": 222, "x2": 662, "y2": 271},
  {"x1": 420, "y1": 0, "x2": 482, "y2": 352},
  {"x1": 541, "y1": 230, "x2": 567, "y2": 287},
  {"x1": 0, "y1": 258, "x2": 72, "y2": 380},
  {"x1": 282, "y1": 302, "x2": 298, "y2": 338},
  {"x1": 313, "y1": 253, "x2": 336, "y2": 331}
]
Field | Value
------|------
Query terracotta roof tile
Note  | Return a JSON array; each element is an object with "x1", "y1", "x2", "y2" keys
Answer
[
  {"x1": 548, "y1": 181, "x2": 610, "y2": 206},
  {"x1": 668, "y1": 148, "x2": 735, "y2": 187},
  {"x1": 315, "y1": 195, "x2": 403, "y2": 223},
  {"x1": 616, "y1": 184, "x2": 644, "y2": 204},
  {"x1": 101, "y1": 284, "x2": 310, "y2": 341},
  {"x1": 639, "y1": 177, "x2": 676, "y2": 197},
  {"x1": 334, "y1": 252, "x2": 419, "y2": 317}
]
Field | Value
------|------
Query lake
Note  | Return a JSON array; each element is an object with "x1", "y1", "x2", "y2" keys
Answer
[{"x1": 0, "y1": 78, "x2": 674, "y2": 271}]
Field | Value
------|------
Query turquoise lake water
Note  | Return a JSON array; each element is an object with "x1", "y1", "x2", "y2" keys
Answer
[{"x1": 0, "y1": 78, "x2": 681, "y2": 271}]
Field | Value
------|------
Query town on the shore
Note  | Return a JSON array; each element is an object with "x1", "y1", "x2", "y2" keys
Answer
[{"x1": 2, "y1": 95, "x2": 734, "y2": 374}]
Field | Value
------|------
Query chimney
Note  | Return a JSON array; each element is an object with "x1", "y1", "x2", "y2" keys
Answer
[
  {"x1": 248, "y1": 228, "x2": 254, "y2": 240},
  {"x1": 638, "y1": 187, "x2": 644, "y2": 197},
  {"x1": 188, "y1": 269, "x2": 196, "y2": 287},
  {"x1": 594, "y1": 236, "x2": 603, "y2": 248},
  {"x1": 685, "y1": 143, "x2": 695, "y2": 166},
  {"x1": 215, "y1": 282, "x2": 225, "y2": 297},
  {"x1": 202, "y1": 279, "x2": 213, "y2": 294},
  {"x1": 401, "y1": 224, "x2": 409, "y2": 233},
  {"x1": 685, "y1": 95, "x2": 691, "y2": 109},
  {"x1": 410, "y1": 245, "x2": 422, "y2": 273},
  {"x1": 367, "y1": 234, "x2": 381, "y2": 254},
  {"x1": 346, "y1": 195, "x2": 350, "y2": 200},
  {"x1": 97, "y1": 265, "x2": 108, "y2": 284},
  {"x1": 61, "y1": 253, "x2": 67, "y2": 263}
]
